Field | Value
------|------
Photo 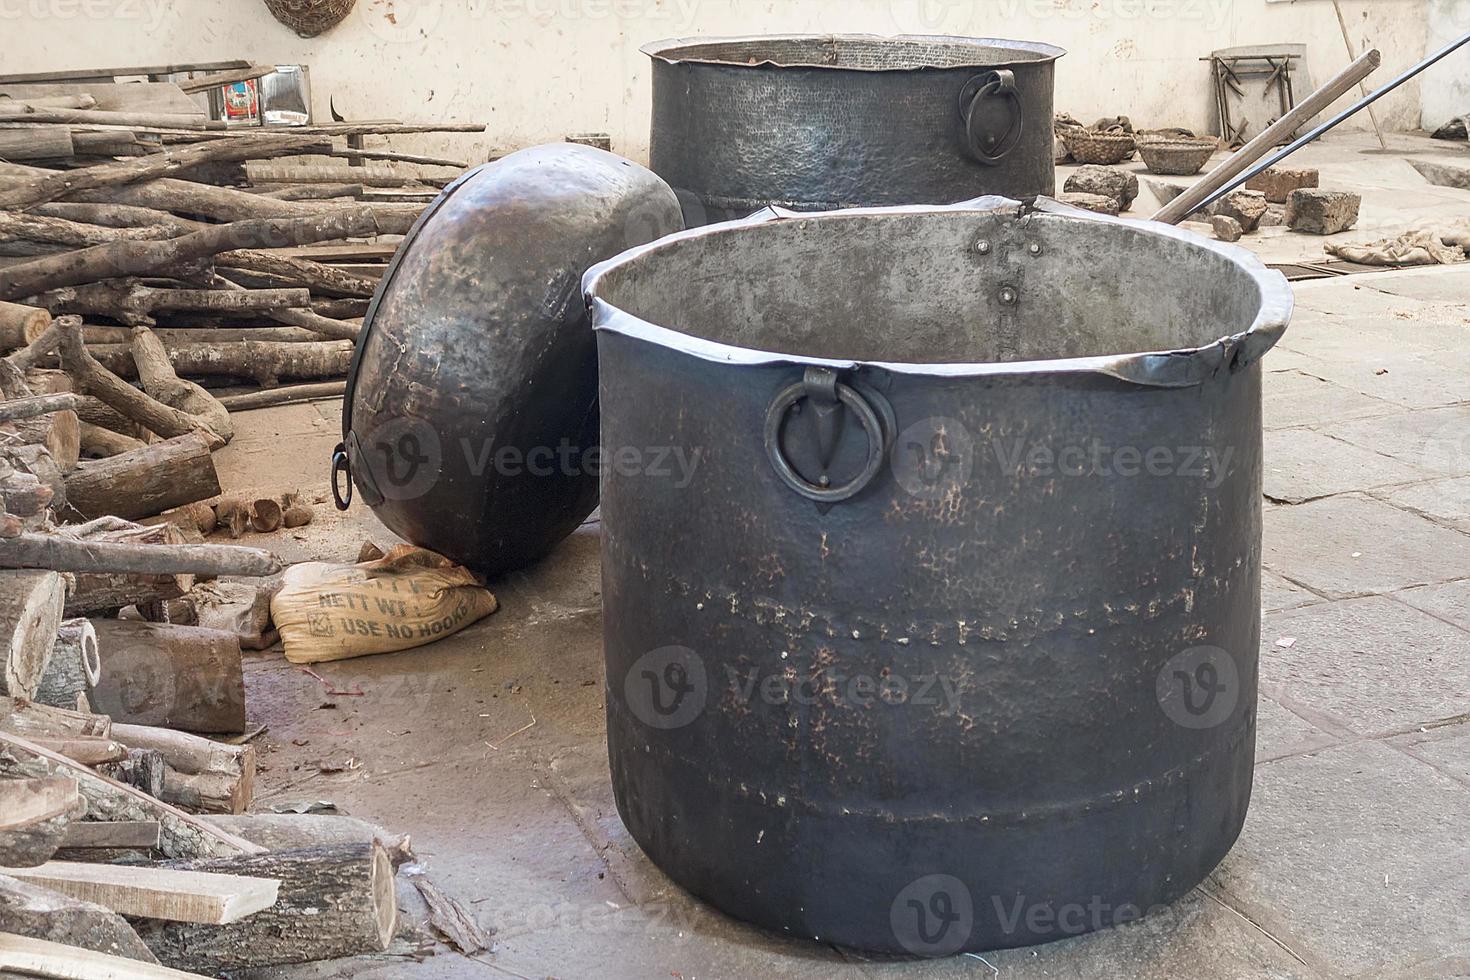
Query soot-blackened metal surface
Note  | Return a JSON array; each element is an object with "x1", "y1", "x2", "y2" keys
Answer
[
  {"x1": 584, "y1": 198, "x2": 1292, "y2": 954},
  {"x1": 645, "y1": 34, "x2": 1064, "y2": 225},
  {"x1": 339, "y1": 144, "x2": 682, "y2": 576}
]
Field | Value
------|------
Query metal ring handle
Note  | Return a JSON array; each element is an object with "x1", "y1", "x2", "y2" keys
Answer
[
  {"x1": 959, "y1": 69, "x2": 1023, "y2": 167},
  {"x1": 331, "y1": 444, "x2": 353, "y2": 510},
  {"x1": 764, "y1": 378, "x2": 887, "y2": 504}
]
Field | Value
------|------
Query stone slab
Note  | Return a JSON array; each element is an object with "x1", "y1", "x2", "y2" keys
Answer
[
  {"x1": 1212, "y1": 741, "x2": 1470, "y2": 977},
  {"x1": 1262, "y1": 370, "x2": 1401, "y2": 430},
  {"x1": 1262, "y1": 596, "x2": 1470, "y2": 735},
  {"x1": 1377, "y1": 476, "x2": 1470, "y2": 534},
  {"x1": 1325, "y1": 406, "x2": 1470, "y2": 478},
  {"x1": 1262, "y1": 570, "x2": 1320, "y2": 613},
  {"x1": 1264, "y1": 428, "x2": 1431, "y2": 503},
  {"x1": 1394, "y1": 578, "x2": 1470, "y2": 632},
  {"x1": 1263, "y1": 494, "x2": 1470, "y2": 598}
]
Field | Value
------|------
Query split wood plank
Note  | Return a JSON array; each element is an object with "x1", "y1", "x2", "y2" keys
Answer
[
  {"x1": 0, "y1": 930, "x2": 211, "y2": 978},
  {"x1": 61, "y1": 821, "x2": 161, "y2": 850},
  {"x1": 0, "y1": 861, "x2": 279, "y2": 925}
]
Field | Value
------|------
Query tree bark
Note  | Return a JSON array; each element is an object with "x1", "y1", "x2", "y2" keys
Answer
[
  {"x1": 0, "y1": 127, "x2": 74, "y2": 161},
  {"x1": 33, "y1": 201, "x2": 205, "y2": 234},
  {"x1": 78, "y1": 421, "x2": 146, "y2": 458},
  {"x1": 0, "y1": 570, "x2": 65, "y2": 700},
  {"x1": 0, "y1": 133, "x2": 329, "y2": 211},
  {"x1": 87, "y1": 621, "x2": 246, "y2": 734},
  {"x1": 216, "y1": 248, "x2": 380, "y2": 298},
  {"x1": 110, "y1": 723, "x2": 256, "y2": 818},
  {"x1": 0, "y1": 696, "x2": 110, "y2": 740},
  {"x1": 32, "y1": 282, "x2": 310, "y2": 324},
  {"x1": 0, "y1": 532, "x2": 280, "y2": 578},
  {"x1": 217, "y1": 381, "x2": 345, "y2": 411},
  {"x1": 0, "y1": 873, "x2": 160, "y2": 963},
  {"x1": 91, "y1": 339, "x2": 353, "y2": 388},
  {"x1": 0, "y1": 209, "x2": 382, "y2": 300},
  {"x1": 0, "y1": 393, "x2": 76, "y2": 422},
  {"x1": 135, "y1": 842, "x2": 398, "y2": 973},
  {"x1": 95, "y1": 748, "x2": 166, "y2": 800},
  {"x1": 0, "y1": 210, "x2": 176, "y2": 248},
  {"x1": 63, "y1": 433, "x2": 220, "y2": 522},
  {"x1": 31, "y1": 620, "x2": 100, "y2": 709}
]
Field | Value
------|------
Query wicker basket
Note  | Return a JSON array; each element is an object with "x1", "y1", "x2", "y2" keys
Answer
[
  {"x1": 1137, "y1": 136, "x2": 1218, "y2": 176},
  {"x1": 263, "y1": 0, "x2": 356, "y2": 37},
  {"x1": 1060, "y1": 129, "x2": 1137, "y2": 166}
]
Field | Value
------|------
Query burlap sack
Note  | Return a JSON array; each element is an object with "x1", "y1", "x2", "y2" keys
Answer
[{"x1": 271, "y1": 545, "x2": 497, "y2": 664}]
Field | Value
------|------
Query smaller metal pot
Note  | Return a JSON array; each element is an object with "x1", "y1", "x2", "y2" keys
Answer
[{"x1": 645, "y1": 34, "x2": 1065, "y2": 224}]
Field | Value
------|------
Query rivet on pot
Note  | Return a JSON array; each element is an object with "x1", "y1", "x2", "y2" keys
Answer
[
  {"x1": 1028, "y1": 242, "x2": 1043, "y2": 257},
  {"x1": 976, "y1": 240, "x2": 991, "y2": 255},
  {"x1": 998, "y1": 285, "x2": 1020, "y2": 305}
]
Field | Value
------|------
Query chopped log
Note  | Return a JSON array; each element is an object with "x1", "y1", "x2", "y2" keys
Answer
[
  {"x1": 79, "y1": 421, "x2": 146, "y2": 458},
  {"x1": 95, "y1": 748, "x2": 166, "y2": 800},
  {"x1": 62, "y1": 433, "x2": 220, "y2": 521},
  {"x1": 0, "y1": 208, "x2": 382, "y2": 300},
  {"x1": 0, "y1": 696, "x2": 110, "y2": 740},
  {"x1": 0, "y1": 873, "x2": 160, "y2": 963},
  {"x1": 213, "y1": 496, "x2": 249, "y2": 539},
  {"x1": 6, "y1": 320, "x2": 63, "y2": 373},
  {"x1": 250, "y1": 497, "x2": 283, "y2": 533},
  {"x1": 63, "y1": 520, "x2": 196, "y2": 615},
  {"x1": 204, "y1": 814, "x2": 413, "y2": 869},
  {"x1": 282, "y1": 502, "x2": 314, "y2": 529},
  {"x1": 129, "y1": 328, "x2": 231, "y2": 446},
  {"x1": 0, "y1": 571, "x2": 65, "y2": 700},
  {"x1": 57, "y1": 317, "x2": 224, "y2": 444},
  {"x1": 151, "y1": 326, "x2": 324, "y2": 344},
  {"x1": 326, "y1": 147, "x2": 469, "y2": 168},
  {"x1": 110, "y1": 724, "x2": 255, "y2": 815},
  {"x1": 264, "y1": 305, "x2": 360, "y2": 341},
  {"x1": 0, "y1": 134, "x2": 329, "y2": 211},
  {"x1": 0, "y1": 211, "x2": 176, "y2": 249},
  {"x1": 0, "y1": 302, "x2": 49, "y2": 350},
  {"x1": 91, "y1": 339, "x2": 354, "y2": 387},
  {"x1": 2, "y1": 408, "x2": 80, "y2": 474},
  {"x1": 217, "y1": 248, "x2": 379, "y2": 298},
  {"x1": 32, "y1": 620, "x2": 100, "y2": 709},
  {"x1": 410, "y1": 872, "x2": 493, "y2": 955},
  {"x1": 0, "y1": 127, "x2": 74, "y2": 161},
  {"x1": 311, "y1": 297, "x2": 371, "y2": 318},
  {"x1": 0, "y1": 532, "x2": 280, "y2": 578},
  {"x1": 33, "y1": 282, "x2": 311, "y2": 323},
  {"x1": 0, "y1": 861, "x2": 280, "y2": 925},
  {"x1": 136, "y1": 842, "x2": 397, "y2": 972},
  {"x1": 29, "y1": 738, "x2": 127, "y2": 766},
  {"x1": 71, "y1": 131, "x2": 149, "y2": 157},
  {"x1": 33, "y1": 202, "x2": 205, "y2": 235},
  {"x1": 87, "y1": 621, "x2": 246, "y2": 734},
  {"x1": 0, "y1": 470, "x2": 52, "y2": 521},
  {"x1": 0, "y1": 393, "x2": 76, "y2": 422},
  {"x1": 0, "y1": 732, "x2": 262, "y2": 859},
  {"x1": 256, "y1": 182, "x2": 364, "y2": 200},
  {"x1": 147, "y1": 503, "x2": 214, "y2": 538},
  {"x1": 60, "y1": 821, "x2": 160, "y2": 850},
  {"x1": 0, "y1": 444, "x2": 65, "y2": 515},
  {"x1": 216, "y1": 380, "x2": 344, "y2": 411},
  {"x1": 0, "y1": 777, "x2": 83, "y2": 868},
  {"x1": 244, "y1": 162, "x2": 449, "y2": 189}
]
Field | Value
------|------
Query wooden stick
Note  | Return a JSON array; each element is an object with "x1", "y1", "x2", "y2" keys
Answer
[
  {"x1": 1153, "y1": 49, "x2": 1382, "y2": 224},
  {"x1": 27, "y1": 738, "x2": 127, "y2": 766},
  {"x1": 33, "y1": 282, "x2": 311, "y2": 321},
  {"x1": 0, "y1": 732, "x2": 264, "y2": 859},
  {"x1": 257, "y1": 182, "x2": 364, "y2": 200},
  {"x1": 176, "y1": 65, "x2": 276, "y2": 95},
  {"x1": 0, "y1": 393, "x2": 76, "y2": 422},
  {"x1": 2, "y1": 931, "x2": 208, "y2": 978},
  {"x1": 0, "y1": 533, "x2": 280, "y2": 578},
  {"x1": 0, "y1": 696, "x2": 110, "y2": 740},
  {"x1": 56, "y1": 317, "x2": 224, "y2": 443},
  {"x1": 129, "y1": 328, "x2": 232, "y2": 445},
  {"x1": 326, "y1": 147, "x2": 469, "y2": 168},
  {"x1": 216, "y1": 380, "x2": 345, "y2": 411},
  {"x1": 33, "y1": 202, "x2": 205, "y2": 234},
  {"x1": 6, "y1": 319, "x2": 63, "y2": 373},
  {"x1": 0, "y1": 208, "x2": 381, "y2": 300},
  {"x1": 217, "y1": 249, "x2": 380, "y2": 298},
  {"x1": 64, "y1": 521, "x2": 195, "y2": 616},
  {"x1": 1331, "y1": 0, "x2": 1387, "y2": 150},
  {"x1": 0, "y1": 862, "x2": 280, "y2": 925},
  {"x1": 0, "y1": 211, "x2": 176, "y2": 249},
  {"x1": 0, "y1": 106, "x2": 212, "y2": 130},
  {"x1": 0, "y1": 134, "x2": 329, "y2": 211},
  {"x1": 0, "y1": 873, "x2": 160, "y2": 963},
  {"x1": 90, "y1": 339, "x2": 354, "y2": 387}
]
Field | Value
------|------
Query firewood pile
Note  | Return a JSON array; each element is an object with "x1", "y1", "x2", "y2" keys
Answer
[{"x1": 0, "y1": 66, "x2": 486, "y2": 976}]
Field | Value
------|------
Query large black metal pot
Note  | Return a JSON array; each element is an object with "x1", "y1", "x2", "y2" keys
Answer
[
  {"x1": 335, "y1": 144, "x2": 683, "y2": 575},
  {"x1": 583, "y1": 198, "x2": 1292, "y2": 954},
  {"x1": 645, "y1": 34, "x2": 1064, "y2": 225}
]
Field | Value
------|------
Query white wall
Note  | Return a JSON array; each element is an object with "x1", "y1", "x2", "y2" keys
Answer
[
  {"x1": 1423, "y1": 0, "x2": 1470, "y2": 129},
  {"x1": 0, "y1": 0, "x2": 1432, "y2": 162}
]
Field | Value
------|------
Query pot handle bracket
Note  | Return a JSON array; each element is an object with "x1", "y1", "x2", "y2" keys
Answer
[
  {"x1": 959, "y1": 69, "x2": 1023, "y2": 167},
  {"x1": 764, "y1": 367, "x2": 893, "y2": 504}
]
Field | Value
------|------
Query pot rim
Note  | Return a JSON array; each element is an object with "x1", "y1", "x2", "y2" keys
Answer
[
  {"x1": 641, "y1": 33, "x2": 1067, "y2": 72},
  {"x1": 583, "y1": 196, "x2": 1293, "y2": 388}
]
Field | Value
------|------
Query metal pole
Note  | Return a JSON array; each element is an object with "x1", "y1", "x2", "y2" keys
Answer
[{"x1": 1194, "y1": 29, "x2": 1470, "y2": 215}]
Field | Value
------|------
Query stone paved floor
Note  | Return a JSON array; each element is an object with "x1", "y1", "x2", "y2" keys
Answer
[{"x1": 220, "y1": 138, "x2": 1470, "y2": 979}]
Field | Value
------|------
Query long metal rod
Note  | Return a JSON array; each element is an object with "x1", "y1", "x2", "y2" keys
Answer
[{"x1": 1194, "y1": 30, "x2": 1470, "y2": 215}]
